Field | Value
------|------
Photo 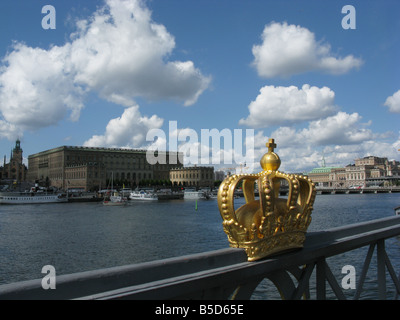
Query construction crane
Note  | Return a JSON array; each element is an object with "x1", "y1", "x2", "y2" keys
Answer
[
  {"x1": 238, "y1": 162, "x2": 249, "y2": 174},
  {"x1": 219, "y1": 163, "x2": 250, "y2": 176},
  {"x1": 219, "y1": 167, "x2": 236, "y2": 177}
]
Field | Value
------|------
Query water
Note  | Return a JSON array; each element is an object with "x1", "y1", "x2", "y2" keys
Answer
[
  {"x1": 0, "y1": 198, "x2": 227, "y2": 285},
  {"x1": 1, "y1": 193, "x2": 400, "y2": 299}
]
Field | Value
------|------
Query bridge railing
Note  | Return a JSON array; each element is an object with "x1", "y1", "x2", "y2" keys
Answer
[{"x1": 1, "y1": 215, "x2": 400, "y2": 300}]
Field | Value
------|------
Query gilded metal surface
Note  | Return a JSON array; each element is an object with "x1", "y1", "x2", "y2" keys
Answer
[{"x1": 217, "y1": 138, "x2": 316, "y2": 261}]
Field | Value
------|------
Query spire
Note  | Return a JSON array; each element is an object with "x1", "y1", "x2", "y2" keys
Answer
[{"x1": 15, "y1": 139, "x2": 21, "y2": 151}]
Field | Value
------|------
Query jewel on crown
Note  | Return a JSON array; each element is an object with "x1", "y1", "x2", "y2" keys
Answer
[{"x1": 217, "y1": 138, "x2": 316, "y2": 261}]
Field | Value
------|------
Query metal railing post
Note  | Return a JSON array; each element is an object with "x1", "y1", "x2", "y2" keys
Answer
[
  {"x1": 377, "y1": 240, "x2": 386, "y2": 300},
  {"x1": 316, "y1": 259, "x2": 326, "y2": 300}
]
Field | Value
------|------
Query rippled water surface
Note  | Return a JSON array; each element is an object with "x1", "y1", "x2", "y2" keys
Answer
[{"x1": 1, "y1": 193, "x2": 400, "y2": 299}]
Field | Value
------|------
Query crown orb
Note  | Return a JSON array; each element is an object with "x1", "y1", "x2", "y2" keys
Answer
[{"x1": 260, "y1": 152, "x2": 281, "y2": 171}]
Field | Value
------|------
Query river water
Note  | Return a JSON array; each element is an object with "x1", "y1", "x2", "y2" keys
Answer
[{"x1": 0, "y1": 193, "x2": 400, "y2": 299}]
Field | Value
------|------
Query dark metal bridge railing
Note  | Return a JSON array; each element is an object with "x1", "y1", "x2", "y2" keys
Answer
[{"x1": 0, "y1": 215, "x2": 400, "y2": 300}]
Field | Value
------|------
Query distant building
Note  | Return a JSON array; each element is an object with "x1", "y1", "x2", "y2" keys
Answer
[
  {"x1": 355, "y1": 156, "x2": 387, "y2": 168},
  {"x1": 352, "y1": 156, "x2": 400, "y2": 187},
  {"x1": 0, "y1": 140, "x2": 27, "y2": 183},
  {"x1": 328, "y1": 168, "x2": 347, "y2": 188},
  {"x1": 214, "y1": 170, "x2": 226, "y2": 182},
  {"x1": 27, "y1": 146, "x2": 183, "y2": 191},
  {"x1": 308, "y1": 155, "x2": 400, "y2": 188},
  {"x1": 307, "y1": 166, "x2": 342, "y2": 188},
  {"x1": 344, "y1": 164, "x2": 369, "y2": 188},
  {"x1": 170, "y1": 166, "x2": 214, "y2": 188}
]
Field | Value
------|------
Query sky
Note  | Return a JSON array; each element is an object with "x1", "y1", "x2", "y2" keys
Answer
[{"x1": 0, "y1": 0, "x2": 399, "y2": 174}]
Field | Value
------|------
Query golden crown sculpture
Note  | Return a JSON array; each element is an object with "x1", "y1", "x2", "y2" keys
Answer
[{"x1": 217, "y1": 139, "x2": 316, "y2": 261}]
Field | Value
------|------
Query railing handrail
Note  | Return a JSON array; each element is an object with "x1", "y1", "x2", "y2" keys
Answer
[{"x1": 1, "y1": 215, "x2": 400, "y2": 300}]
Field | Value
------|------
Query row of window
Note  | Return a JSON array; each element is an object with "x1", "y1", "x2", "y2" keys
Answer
[
  {"x1": 347, "y1": 173, "x2": 365, "y2": 180},
  {"x1": 170, "y1": 173, "x2": 212, "y2": 179},
  {"x1": 110, "y1": 172, "x2": 152, "y2": 180},
  {"x1": 38, "y1": 171, "x2": 158, "y2": 181},
  {"x1": 0, "y1": 196, "x2": 56, "y2": 200}
]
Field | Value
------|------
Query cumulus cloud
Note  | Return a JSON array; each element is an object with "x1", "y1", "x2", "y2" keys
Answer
[
  {"x1": 0, "y1": 43, "x2": 84, "y2": 131},
  {"x1": 83, "y1": 105, "x2": 163, "y2": 148},
  {"x1": 0, "y1": 120, "x2": 23, "y2": 141},
  {"x1": 246, "y1": 111, "x2": 377, "y2": 172},
  {"x1": 0, "y1": 0, "x2": 210, "y2": 140},
  {"x1": 239, "y1": 84, "x2": 337, "y2": 128},
  {"x1": 267, "y1": 111, "x2": 373, "y2": 149},
  {"x1": 296, "y1": 112, "x2": 373, "y2": 146},
  {"x1": 252, "y1": 22, "x2": 363, "y2": 78},
  {"x1": 69, "y1": 0, "x2": 211, "y2": 106},
  {"x1": 384, "y1": 90, "x2": 400, "y2": 113}
]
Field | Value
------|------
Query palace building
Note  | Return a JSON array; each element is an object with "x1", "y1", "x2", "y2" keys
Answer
[
  {"x1": 27, "y1": 146, "x2": 183, "y2": 191},
  {"x1": 0, "y1": 140, "x2": 27, "y2": 183},
  {"x1": 169, "y1": 166, "x2": 214, "y2": 188}
]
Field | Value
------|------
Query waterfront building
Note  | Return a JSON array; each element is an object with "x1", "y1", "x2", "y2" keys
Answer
[
  {"x1": 307, "y1": 166, "x2": 342, "y2": 188},
  {"x1": 170, "y1": 166, "x2": 214, "y2": 188},
  {"x1": 328, "y1": 168, "x2": 347, "y2": 188},
  {"x1": 64, "y1": 162, "x2": 107, "y2": 191},
  {"x1": 355, "y1": 156, "x2": 400, "y2": 177},
  {"x1": 0, "y1": 140, "x2": 27, "y2": 184},
  {"x1": 27, "y1": 146, "x2": 183, "y2": 191},
  {"x1": 344, "y1": 164, "x2": 369, "y2": 187},
  {"x1": 308, "y1": 155, "x2": 400, "y2": 188}
]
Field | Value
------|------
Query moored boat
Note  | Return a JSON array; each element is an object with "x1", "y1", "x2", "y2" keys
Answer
[
  {"x1": 0, "y1": 191, "x2": 67, "y2": 204},
  {"x1": 130, "y1": 190, "x2": 158, "y2": 201},
  {"x1": 102, "y1": 172, "x2": 127, "y2": 206},
  {"x1": 156, "y1": 189, "x2": 184, "y2": 200},
  {"x1": 183, "y1": 189, "x2": 208, "y2": 200},
  {"x1": 103, "y1": 192, "x2": 127, "y2": 206}
]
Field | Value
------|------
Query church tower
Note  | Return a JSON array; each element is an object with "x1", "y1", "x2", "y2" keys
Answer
[
  {"x1": 12, "y1": 139, "x2": 23, "y2": 164},
  {"x1": 6, "y1": 139, "x2": 27, "y2": 182}
]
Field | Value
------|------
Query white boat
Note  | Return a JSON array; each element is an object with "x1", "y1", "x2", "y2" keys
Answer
[
  {"x1": 130, "y1": 190, "x2": 158, "y2": 201},
  {"x1": 103, "y1": 172, "x2": 127, "y2": 206},
  {"x1": 120, "y1": 188, "x2": 132, "y2": 198},
  {"x1": 395, "y1": 206, "x2": 400, "y2": 215},
  {"x1": 184, "y1": 189, "x2": 207, "y2": 200},
  {"x1": 0, "y1": 191, "x2": 68, "y2": 204},
  {"x1": 103, "y1": 192, "x2": 127, "y2": 206}
]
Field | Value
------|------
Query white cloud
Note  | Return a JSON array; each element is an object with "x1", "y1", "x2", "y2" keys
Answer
[
  {"x1": 69, "y1": 0, "x2": 211, "y2": 106},
  {"x1": 0, "y1": 120, "x2": 23, "y2": 141},
  {"x1": 252, "y1": 22, "x2": 363, "y2": 78},
  {"x1": 83, "y1": 105, "x2": 163, "y2": 148},
  {"x1": 0, "y1": 43, "x2": 84, "y2": 131},
  {"x1": 384, "y1": 90, "x2": 400, "y2": 113},
  {"x1": 239, "y1": 84, "x2": 337, "y2": 128},
  {"x1": 267, "y1": 111, "x2": 373, "y2": 148},
  {"x1": 297, "y1": 112, "x2": 374, "y2": 146},
  {"x1": 0, "y1": 0, "x2": 210, "y2": 140},
  {"x1": 245, "y1": 111, "x2": 377, "y2": 172}
]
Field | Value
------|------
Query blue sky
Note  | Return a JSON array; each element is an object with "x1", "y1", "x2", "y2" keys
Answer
[{"x1": 0, "y1": 0, "x2": 399, "y2": 173}]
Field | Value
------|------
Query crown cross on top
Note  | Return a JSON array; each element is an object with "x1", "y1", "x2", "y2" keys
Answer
[{"x1": 266, "y1": 138, "x2": 276, "y2": 153}]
